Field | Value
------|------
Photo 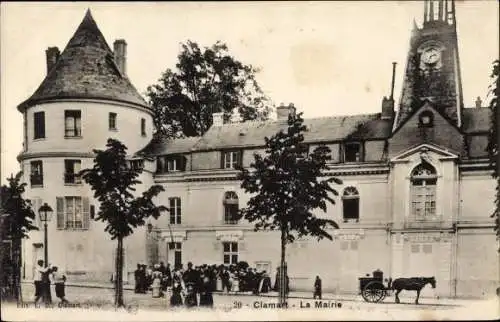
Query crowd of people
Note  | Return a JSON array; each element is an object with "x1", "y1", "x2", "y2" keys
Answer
[{"x1": 134, "y1": 261, "x2": 282, "y2": 307}]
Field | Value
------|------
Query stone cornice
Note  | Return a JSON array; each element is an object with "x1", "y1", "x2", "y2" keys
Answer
[{"x1": 18, "y1": 151, "x2": 95, "y2": 162}]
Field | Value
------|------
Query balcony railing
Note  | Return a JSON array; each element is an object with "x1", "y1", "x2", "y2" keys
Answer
[
  {"x1": 30, "y1": 174, "x2": 43, "y2": 187},
  {"x1": 403, "y1": 216, "x2": 450, "y2": 229}
]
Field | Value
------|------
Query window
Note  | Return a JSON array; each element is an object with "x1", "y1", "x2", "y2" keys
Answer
[
  {"x1": 222, "y1": 150, "x2": 242, "y2": 169},
  {"x1": 141, "y1": 118, "x2": 146, "y2": 136},
  {"x1": 33, "y1": 112, "x2": 45, "y2": 139},
  {"x1": 129, "y1": 159, "x2": 144, "y2": 171},
  {"x1": 64, "y1": 160, "x2": 82, "y2": 184},
  {"x1": 410, "y1": 244, "x2": 433, "y2": 254},
  {"x1": 419, "y1": 111, "x2": 434, "y2": 127},
  {"x1": 410, "y1": 163, "x2": 437, "y2": 220},
  {"x1": 30, "y1": 161, "x2": 43, "y2": 187},
  {"x1": 169, "y1": 197, "x2": 181, "y2": 224},
  {"x1": 65, "y1": 110, "x2": 82, "y2": 137},
  {"x1": 340, "y1": 240, "x2": 358, "y2": 251},
  {"x1": 168, "y1": 242, "x2": 182, "y2": 270},
  {"x1": 342, "y1": 186, "x2": 359, "y2": 222},
  {"x1": 56, "y1": 196, "x2": 90, "y2": 230},
  {"x1": 344, "y1": 142, "x2": 362, "y2": 162},
  {"x1": 223, "y1": 242, "x2": 238, "y2": 264},
  {"x1": 109, "y1": 113, "x2": 117, "y2": 130},
  {"x1": 223, "y1": 191, "x2": 239, "y2": 224},
  {"x1": 157, "y1": 156, "x2": 186, "y2": 173}
]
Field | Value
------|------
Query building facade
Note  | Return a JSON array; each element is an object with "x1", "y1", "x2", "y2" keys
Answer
[{"x1": 17, "y1": 1, "x2": 498, "y2": 298}]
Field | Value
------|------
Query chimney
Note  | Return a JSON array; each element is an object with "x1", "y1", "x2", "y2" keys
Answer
[
  {"x1": 45, "y1": 47, "x2": 60, "y2": 74},
  {"x1": 276, "y1": 103, "x2": 296, "y2": 121},
  {"x1": 113, "y1": 39, "x2": 127, "y2": 76},
  {"x1": 381, "y1": 97, "x2": 395, "y2": 120},
  {"x1": 212, "y1": 112, "x2": 224, "y2": 127},
  {"x1": 475, "y1": 96, "x2": 482, "y2": 108}
]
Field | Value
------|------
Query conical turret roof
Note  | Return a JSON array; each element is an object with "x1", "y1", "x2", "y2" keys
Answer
[{"x1": 18, "y1": 9, "x2": 149, "y2": 111}]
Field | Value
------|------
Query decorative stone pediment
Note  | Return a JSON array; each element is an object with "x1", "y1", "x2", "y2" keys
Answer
[
  {"x1": 333, "y1": 229, "x2": 365, "y2": 240},
  {"x1": 160, "y1": 230, "x2": 187, "y2": 242},
  {"x1": 391, "y1": 144, "x2": 458, "y2": 164},
  {"x1": 215, "y1": 230, "x2": 243, "y2": 242},
  {"x1": 403, "y1": 232, "x2": 452, "y2": 243}
]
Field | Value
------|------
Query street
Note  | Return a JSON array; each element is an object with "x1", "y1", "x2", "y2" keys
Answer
[{"x1": 1, "y1": 284, "x2": 497, "y2": 321}]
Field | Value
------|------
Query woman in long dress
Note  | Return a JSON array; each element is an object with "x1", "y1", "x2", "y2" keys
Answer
[
  {"x1": 169, "y1": 273, "x2": 183, "y2": 307},
  {"x1": 151, "y1": 265, "x2": 163, "y2": 298}
]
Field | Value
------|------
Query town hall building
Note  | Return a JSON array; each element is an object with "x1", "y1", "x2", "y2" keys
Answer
[{"x1": 15, "y1": 0, "x2": 498, "y2": 298}]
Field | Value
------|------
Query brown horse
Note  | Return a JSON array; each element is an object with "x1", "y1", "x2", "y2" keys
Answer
[{"x1": 390, "y1": 277, "x2": 436, "y2": 304}]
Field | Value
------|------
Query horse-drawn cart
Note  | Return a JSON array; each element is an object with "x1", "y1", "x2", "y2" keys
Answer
[{"x1": 358, "y1": 269, "x2": 392, "y2": 303}]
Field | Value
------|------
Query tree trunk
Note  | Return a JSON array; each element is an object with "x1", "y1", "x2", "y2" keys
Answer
[
  {"x1": 115, "y1": 237, "x2": 124, "y2": 307},
  {"x1": 13, "y1": 238, "x2": 22, "y2": 304},
  {"x1": 279, "y1": 225, "x2": 287, "y2": 306}
]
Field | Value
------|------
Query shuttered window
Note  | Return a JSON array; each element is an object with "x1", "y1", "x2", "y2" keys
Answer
[
  {"x1": 34, "y1": 112, "x2": 45, "y2": 139},
  {"x1": 56, "y1": 196, "x2": 90, "y2": 230}
]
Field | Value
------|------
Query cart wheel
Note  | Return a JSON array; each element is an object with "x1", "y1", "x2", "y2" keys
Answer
[{"x1": 361, "y1": 281, "x2": 385, "y2": 303}]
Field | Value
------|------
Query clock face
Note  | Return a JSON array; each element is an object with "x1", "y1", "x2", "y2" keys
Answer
[{"x1": 421, "y1": 47, "x2": 440, "y2": 65}]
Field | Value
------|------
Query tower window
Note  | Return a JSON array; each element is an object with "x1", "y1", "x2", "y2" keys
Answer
[
  {"x1": 419, "y1": 111, "x2": 434, "y2": 127},
  {"x1": 141, "y1": 118, "x2": 146, "y2": 136},
  {"x1": 33, "y1": 112, "x2": 46, "y2": 139},
  {"x1": 30, "y1": 161, "x2": 44, "y2": 187},
  {"x1": 109, "y1": 113, "x2": 117, "y2": 130},
  {"x1": 56, "y1": 196, "x2": 90, "y2": 230},
  {"x1": 65, "y1": 110, "x2": 82, "y2": 137},
  {"x1": 64, "y1": 160, "x2": 82, "y2": 184},
  {"x1": 344, "y1": 142, "x2": 362, "y2": 162}
]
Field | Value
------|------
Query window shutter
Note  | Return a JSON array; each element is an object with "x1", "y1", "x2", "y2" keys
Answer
[
  {"x1": 237, "y1": 150, "x2": 243, "y2": 167},
  {"x1": 239, "y1": 242, "x2": 246, "y2": 251},
  {"x1": 220, "y1": 151, "x2": 225, "y2": 169},
  {"x1": 82, "y1": 197, "x2": 90, "y2": 229},
  {"x1": 56, "y1": 197, "x2": 65, "y2": 229},
  {"x1": 339, "y1": 143, "x2": 344, "y2": 163},
  {"x1": 180, "y1": 156, "x2": 187, "y2": 171},
  {"x1": 33, "y1": 198, "x2": 42, "y2": 228}
]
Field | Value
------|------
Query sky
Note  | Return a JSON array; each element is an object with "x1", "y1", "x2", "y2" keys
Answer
[{"x1": 1, "y1": 1, "x2": 499, "y2": 183}]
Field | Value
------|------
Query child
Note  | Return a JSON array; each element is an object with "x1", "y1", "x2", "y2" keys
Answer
[{"x1": 52, "y1": 266, "x2": 69, "y2": 304}]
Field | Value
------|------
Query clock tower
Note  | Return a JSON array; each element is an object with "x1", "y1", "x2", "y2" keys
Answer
[{"x1": 395, "y1": 0, "x2": 464, "y2": 128}]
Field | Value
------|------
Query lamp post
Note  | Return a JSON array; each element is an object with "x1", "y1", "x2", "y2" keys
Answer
[{"x1": 38, "y1": 203, "x2": 53, "y2": 268}]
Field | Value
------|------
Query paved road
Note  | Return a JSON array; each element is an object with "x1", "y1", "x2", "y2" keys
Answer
[{"x1": 4, "y1": 284, "x2": 498, "y2": 321}]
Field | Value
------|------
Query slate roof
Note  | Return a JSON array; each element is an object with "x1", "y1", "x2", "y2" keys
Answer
[
  {"x1": 192, "y1": 113, "x2": 392, "y2": 152},
  {"x1": 136, "y1": 136, "x2": 200, "y2": 156},
  {"x1": 461, "y1": 107, "x2": 492, "y2": 133},
  {"x1": 17, "y1": 10, "x2": 148, "y2": 111}
]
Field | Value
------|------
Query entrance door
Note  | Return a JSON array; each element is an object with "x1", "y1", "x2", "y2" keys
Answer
[
  {"x1": 31, "y1": 244, "x2": 43, "y2": 280},
  {"x1": 168, "y1": 242, "x2": 182, "y2": 270}
]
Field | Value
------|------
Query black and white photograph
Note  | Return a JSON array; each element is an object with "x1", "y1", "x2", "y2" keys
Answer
[{"x1": 1, "y1": 1, "x2": 499, "y2": 320}]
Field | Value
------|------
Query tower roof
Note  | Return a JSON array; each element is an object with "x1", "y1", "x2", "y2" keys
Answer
[{"x1": 18, "y1": 9, "x2": 149, "y2": 111}]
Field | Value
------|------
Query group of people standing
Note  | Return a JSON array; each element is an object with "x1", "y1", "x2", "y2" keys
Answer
[{"x1": 33, "y1": 260, "x2": 68, "y2": 305}]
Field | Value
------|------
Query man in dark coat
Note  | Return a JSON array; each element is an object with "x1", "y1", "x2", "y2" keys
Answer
[
  {"x1": 313, "y1": 275, "x2": 322, "y2": 299},
  {"x1": 134, "y1": 264, "x2": 141, "y2": 293}
]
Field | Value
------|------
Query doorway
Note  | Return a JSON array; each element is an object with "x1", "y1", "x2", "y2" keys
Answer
[{"x1": 168, "y1": 242, "x2": 182, "y2": 270}]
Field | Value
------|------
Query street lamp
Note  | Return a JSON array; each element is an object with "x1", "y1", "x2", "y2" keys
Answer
[{"x1": 38, "y1": 203, "x2": 53, "y2": 268}]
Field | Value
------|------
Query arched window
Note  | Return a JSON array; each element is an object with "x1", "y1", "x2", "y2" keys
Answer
[
  {"x1": 223, "y1": 191, "x2": 239, "y2": 224},
  {"x1": 411, "y1": 163, "x2": 437, "y2": 220},
  {"x1": 342, "y1": 186, "x2": 359, "y2": 222}
]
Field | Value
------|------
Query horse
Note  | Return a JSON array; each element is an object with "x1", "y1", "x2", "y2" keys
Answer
[{"x1": 390, "y1": 276, "x2": 436, "y2": 304}]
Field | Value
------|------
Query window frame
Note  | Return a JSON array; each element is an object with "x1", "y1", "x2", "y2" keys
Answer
[
  {"x1": 64, "y1": 159, "x2": 82, "y2": 185},
  {"x1": 56, "y1": 196, "x2": 90, "y2": 230},
  {"x1": 168, "y1": 197, "x2": 181, "y2": 225},
  {"x1": 33, "y1": 111, "x2": 46, "y2": 139},
  {"x1": 223, "y1": 191, "x2": 239, "y2": 224},
  {"x1": 410, "y1": 163, "x2": 437, "y2": 220},
  {"x1": 418, "y1": 111, "x2": 434, "y2": 128},
  {"x1": 109, "y1": 112, "x2": 117, "y2": 131},
  {"x1": 343, "y1": 142, "x2": 363, "y2": 163},
  {"x1": 222, "y1": 242, "x2": 238, "y2": 265},
  {"x1": 141, "y1": 118, "x2": 146, "y2": 136},
  {"x1": 30, "y1": 160, "x2": 44, "y2": 187},
  {"x1": 64, "y1": 110, "x2": 82, "y2": 138},
  {"x1": 222, "y1": 150, "x2": 242, "y2": 169},
  {"x1": 342, "y1": 186, "x2": 360, "y2": 222}
]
